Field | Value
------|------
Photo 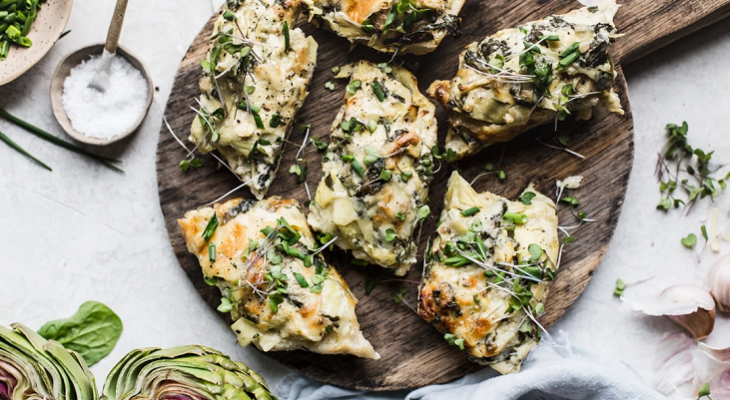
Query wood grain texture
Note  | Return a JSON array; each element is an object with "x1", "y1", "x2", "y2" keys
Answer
[{"x1": 157, "y1": 0, "x2": 728, "y2": 390}]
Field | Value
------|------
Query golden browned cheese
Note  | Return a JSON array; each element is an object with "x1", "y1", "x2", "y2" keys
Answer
[
  {"x1": 303, "y1": 0, "x2": 464, "y2": 55},
  {"x1": 427, "y1": 0, "x2": 623, "y2": 160},
  {"x1": 419, "y1": 172, "x2": 559, "y2": 374},
  {"x1": 307, "y1": 61, "x2": 437, "y2": 276},
  {"x1": 190, "y1": 0, "x2": 318, "y2": 199},
  {"x1": 179, "y1": 197, "x2": 378, "y2": 359}
]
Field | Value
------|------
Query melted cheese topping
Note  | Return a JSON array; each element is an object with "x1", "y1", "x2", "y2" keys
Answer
[
  {"x1": 418, "y1": 172, "x2": 558, "y2": 374},
  {"x1": 190, "y1": 0, "x2": 318, "y2": 199},
  {"x1": 308, "y1": 61, "x2": 437, "y2": 276},
  {"x1": 303, "y1": 0, "x2": 464, "y2": 55},
  {"x1": 179, "y1": 197, "x2": 378, "y2": 359},
  {"x1": 427, "y1": 0, "x2": 622, "y2": 159}
]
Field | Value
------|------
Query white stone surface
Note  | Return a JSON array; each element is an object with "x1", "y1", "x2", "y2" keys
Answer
[{"x1": 1, "y1": 0, "x2": 729, "y2": 397}]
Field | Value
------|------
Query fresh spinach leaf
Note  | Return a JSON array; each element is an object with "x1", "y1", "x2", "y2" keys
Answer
[{"x1": 37, "y1": 301, "x2": 123, "y2": 366}]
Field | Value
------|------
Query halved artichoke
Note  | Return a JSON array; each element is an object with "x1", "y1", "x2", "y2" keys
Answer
[
  {"x1": 0, "y1": 323, "x2": 97, "y2": 400},
  {"x1": 101, "y1": 346, "x2": 276, "y2": 400}
]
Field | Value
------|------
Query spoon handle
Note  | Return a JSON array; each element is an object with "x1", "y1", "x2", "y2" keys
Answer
[{"x1": 104, "y1": 0, "x2": 129, "y2": 54}]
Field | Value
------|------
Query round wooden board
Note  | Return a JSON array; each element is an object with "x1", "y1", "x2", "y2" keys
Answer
[{"x1": 157, "y1": 1, "x2": 634, "y2": 391}]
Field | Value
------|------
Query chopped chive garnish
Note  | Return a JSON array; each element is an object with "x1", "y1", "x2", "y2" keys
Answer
[
  {"x1": 558, "y1": 51, "x2": 580, "y2": 68},
  {"x1": 351, "y1": 159, "x2": 364, "y2": 177},
  {"x1": 202, "y1": 214, "x2": 219, "y2": 241},
  {"x1": 346, "y1": 79, "x2": 362, "y2": 95},
  {"x1": 223, "y1": 10, "x2": 237, "y2": 21},
  {"x1": 371, "y1": 80, "x2": 385, "y2": 101},
  {"x1": 294, "y1": 272, "x2": 309, "y2": 288},
  {"x1": 504, "y1": 212, "x2": 528, "y2": 224},
  {"x1": 559, "y1": 42, "x2": 580, "y2": 58},
  {"x1": 282, "y1": 21, "x2": 290, "y2": 51},
  {"x1": 269, "y1": 113, "x2": 281, "y2": 128},
  {"x1": 461, "y1": 207, "x2": 480, "y2": 216},
  {"x1": 209, "y1": 243, "x2": 216, "y2": 263}
]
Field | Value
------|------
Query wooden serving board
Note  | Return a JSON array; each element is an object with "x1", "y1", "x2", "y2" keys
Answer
[{"x1": 157, "y1": 0, "x2": 729, "y2": 391}]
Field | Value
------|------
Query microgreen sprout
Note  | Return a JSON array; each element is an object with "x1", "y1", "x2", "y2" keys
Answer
[
  {"x1": 656, "y1": 122, "x2": 728, "y2": 216},
  {"x1": 520, "y1": 192, "x2": 537, "y2": 205},
  {"x1": 535, "y1": 137, "x2": 585, "y2": 159},
  {"x1": 697, "y1": 383, "x2": 712, "y2": 400},
  {"x1": 393, "y1": 288, "x2": 407, "y2": 303},
  {"x1": 614, "y1": 278, "x2": 625, "y2": 297},
  {"x1": 444, "y1": 333, "x2": 465, "y2": 350},
  {"x1": 681, "y1": 233, "x2": 697, "y2": 249}
]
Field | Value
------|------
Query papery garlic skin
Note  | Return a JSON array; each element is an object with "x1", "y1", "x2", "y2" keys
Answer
[
  {"x1": 653, "y1": 333, "x2": 694, "y2": 395},
  {"x1": 634, "y1": 284, "x2": 716, "y2": 340},
  {"x1": 708, "y1": 254, "x2": 730, "y2": 312},
  {"x1": 668, "y1": 309, "x2": 715, "y2": 340},
  {"x1": 693, "y1": 342, "x2": 730, "y2": 398}
]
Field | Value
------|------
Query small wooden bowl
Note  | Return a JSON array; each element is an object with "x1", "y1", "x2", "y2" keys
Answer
[
  {"x1": 0, "y1": 0, "x2": 74, "y2": 86},
  {"x1": 49, "y1": 44, "x2": 154, "y2": 146}
]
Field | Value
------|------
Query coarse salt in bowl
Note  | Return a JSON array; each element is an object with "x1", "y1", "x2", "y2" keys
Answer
[
  {"x1": 50, "y1": 44, "x2": 154, "y2": 146},
  {"x1": 62, "y1": 53, "x2": 148, "y2": 140}
]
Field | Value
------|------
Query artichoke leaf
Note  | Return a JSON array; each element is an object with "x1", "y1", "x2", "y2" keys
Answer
[{"x1": 0, "y1": 324, "x2": 97, "y2": 400}]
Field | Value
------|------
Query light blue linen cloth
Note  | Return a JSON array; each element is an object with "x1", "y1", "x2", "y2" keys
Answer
[{"x1": 275, "y1": 332, "x2": 666, "y2": 400}]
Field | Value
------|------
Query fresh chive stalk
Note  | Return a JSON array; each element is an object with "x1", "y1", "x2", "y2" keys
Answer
[
  {"x1": 0, "y1": 108, "x2": 124, "y2": 172},
  {"x1": 0, "y1": 130, "x2": 51, "y2": 170}
]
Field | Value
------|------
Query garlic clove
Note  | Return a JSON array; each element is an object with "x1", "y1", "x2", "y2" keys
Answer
[
  {"x1": 633, "y1": 284, "x2": 716, "y2": 340},
  {"x1": 692, "y1": 342, "x2": 730, "y2": 398},
  {"x1": 707, "y1": 254, "x2": 730, "y2": 312}
]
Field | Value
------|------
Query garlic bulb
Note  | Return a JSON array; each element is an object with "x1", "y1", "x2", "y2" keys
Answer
[
  {"x1": 633, "y1": 284, "x2": 716, "y2": 339},
  {"x1": 707, "y1": 254, "x2": 730, "y2": 312}
]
